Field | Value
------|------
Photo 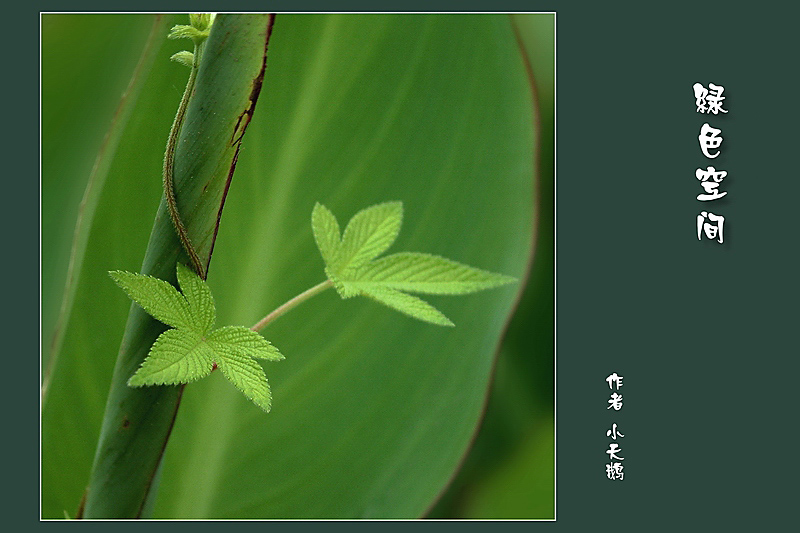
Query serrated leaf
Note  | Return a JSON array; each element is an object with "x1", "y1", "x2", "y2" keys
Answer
[
  {"x1": 311, "y1": 203, "x2": 341, "y2": 268},
  {"x1": 170, "y1": 51, "x2": 194, "y2": 68},
  {"x1": 168, "y1": 24, "x2": 205, "y2": 40},
  {"x1": 314, "y1": 201, "x2": 518, "y2": 326},
  {"x1": 356, "y1": 285, "x2": 454, "y2": 327},
  {"x1": 128, "y1": 329, "x2": 215, "y2": 386},
  {"x1": 109, "y1": 270, "x2": 193, "y2": 330},
  {"x1": 111, "y1": 264, "x2": 282, "y2": 410},
  {"x1": 330, "y1": 202, "x2": 403, "y2": 275},
  {"x1": 346, "y1": 252, "x2": 516, "y2": 295},
  {"x1": 217, "y1": 351, "x2": 273, "y2": 412},
  {"x1": 176, "y1": 263, "x2": 216, "y2": 335},
  {"x1": 208, "y1": 326, "x2": 284, "y2": 362}
]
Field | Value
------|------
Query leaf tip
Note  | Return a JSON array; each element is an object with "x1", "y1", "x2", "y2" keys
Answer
[
  {"x1": 428, "y1": 310, "x2": 455, "y2": 327},
  {"x1": 175, "y1": 262, "x2": 192, "y2": 277},
  {"x1": 170, "y1": 50, "x2": 194, "y2": 68},
  {"x1": 108, "y1": 270, "x2": 133, "y2": 289},
  {"x1": 382, "y1": 200, "x2": 403, "y2": 220},
  {"x1": 496, "y1": 273, "x2": 518, "y2": 286}
]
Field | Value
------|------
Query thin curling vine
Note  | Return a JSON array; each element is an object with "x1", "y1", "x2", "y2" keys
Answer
[
  {"x1": 111, "y1": 201, "x2": 516, "y2": 412},
  {"x1": 163, "y1": 13, "x2": 216, "y2": 278}
]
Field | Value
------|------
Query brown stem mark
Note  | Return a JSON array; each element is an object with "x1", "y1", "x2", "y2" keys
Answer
[{"x1": 207, "y1": 15, "x2": 275, "y2": 271}]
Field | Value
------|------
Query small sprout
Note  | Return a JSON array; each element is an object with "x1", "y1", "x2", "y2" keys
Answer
[
  {"x1": 190, "y1": 13, "x2": 216, "y2": 32},
  {"x1": 169, "y1": 13, "x2": 216, "y2": 44},
  {"x1": 170, "y1": 50, "x2": 194, "y2": 68}
]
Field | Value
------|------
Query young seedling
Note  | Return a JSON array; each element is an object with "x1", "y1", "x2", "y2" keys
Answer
[{"x1": 111, "y1": 201, "x2": 515, "y2": 412}]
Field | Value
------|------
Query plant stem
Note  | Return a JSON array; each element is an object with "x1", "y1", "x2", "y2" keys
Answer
[
  {"x1": 163, "y1": 40, "x2": 206, "y2": 277},
  {"x1": 251, "y1": 279, "x2": 334, "y2": 331},
  {"x1": 81, "y1": 15, "x2": 275, "y2": 518}
]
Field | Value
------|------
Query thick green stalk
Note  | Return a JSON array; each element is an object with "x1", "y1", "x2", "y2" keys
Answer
[{"x1": 82, "y1": 14, "x2": 275, "y2": 518}]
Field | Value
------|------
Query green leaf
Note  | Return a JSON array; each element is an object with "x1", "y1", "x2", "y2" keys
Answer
[
  {"x1": 41, "y1": 15, "x2": 167, "y2": 393},
  {"x1": 153, "y1": 15, "x2": 535, "y2": 518},
  {"x1": 314, "y1": 203, "x2": 517, "y2": 324},
  {"x1": 176, "y1": 263, "x2": 215, "y2": 335},
  {"x1": 168, "y1": 24, "x2": 206, "y2": 41},
  {"x1": 311, "y1": 202, "x2": 341, "y2": 268},
  {"x1": 128, "y1": 329, "x2": 215, "y2": 386},
  {"x1": 329, "y1": 201, "x2": 402, "y2": 277},
  {"x1": 345, "y1": 252, "x2": 517, "y2": 295},
  {"x1": 358, "y1": 285, "x2": 454, "y2": 326},
  {"x1": 111, "y1": 264, "x2": 282, "y2": 410},
  {"x1": 42, "y1": 14, "x2": 538, "y2": 519},
  {"x1": 216, "y1": 350, "x2": 273, "y2": 412},
  {"x1": 108, "y1": 270, "x2": 193, "y2": 331},
  {"x1": 170, "y1": 50, "x2": 194, "y2": 68},
  {"x1": 208, "y1": 326, "x2": 284, "y2": 362},
  {"x1": 189, "y1": 13, "x2": 216, "y2": 32}
]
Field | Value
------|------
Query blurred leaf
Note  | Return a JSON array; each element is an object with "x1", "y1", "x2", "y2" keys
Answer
[
  {"x1": 41, "y1": 14, "x2": 535, "y2": 519},
  {"x1": 461, "y1": 420, "x2": 554, "y2": 519},
  {"x1": 426, "y1": 13, "x2": 555, "y2": 519},
  {"x1": 41, "y1": 14, "x2": 168, "y2": 385},
  {"x1": 41, "y1": 14, "x2": 189, "y2": 518}
]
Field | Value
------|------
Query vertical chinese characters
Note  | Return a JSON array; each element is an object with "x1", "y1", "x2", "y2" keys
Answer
[
  {"x1": 694, "y1": 83, "x2": 729, "y2": 244},
  {"x1": 697, "y1": 211, "x2": 725, "y2": 243},
  {"x1": 696, "y1": 167, "x2": 727, "y2": 201},
  {"x1": 605, "y1": 373, "x2": 625, "y2": 480},
  {"x1": 693, "y1": 83, "x2": 728, "y2": 115},
  {"x1": 698, "y1": 123, "x2": 722, "y2": 159}
]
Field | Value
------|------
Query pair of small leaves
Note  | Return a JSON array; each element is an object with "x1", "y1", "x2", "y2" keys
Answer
[
  {"x1": 312, "y1": 202, "x2": 516, "y2": 326},
  {"x1": 169, "y1": 13, "x2": 215, "y2": 42},
  {"x1": 109, "y1": 264, "x2": 283, "y2": 412},
  {"x1": 169, "y1": 13, "x2": 216, "y2": 68}
]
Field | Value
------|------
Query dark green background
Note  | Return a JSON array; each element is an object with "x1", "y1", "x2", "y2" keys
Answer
[
  {"x1": 21, "y1": 0, "x2": 798, "y2": 528},
  {"x1": 555, "y1": 1, "x2": 798, "y2": 530}
]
